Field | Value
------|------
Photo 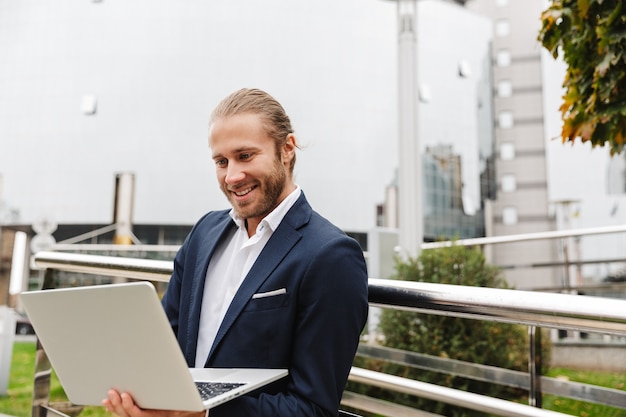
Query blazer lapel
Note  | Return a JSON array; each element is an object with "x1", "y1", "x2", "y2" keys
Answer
[
  {"x1": 206, "y1": 194, "x2": 312, "y2": 363},
  {"x1": 187, "y1": 213, "x2": 236, "y2": 363}
]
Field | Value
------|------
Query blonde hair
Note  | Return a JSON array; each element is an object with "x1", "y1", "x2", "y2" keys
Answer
[{"x1": 210, "y1": 88, "x2": 298, "y2": 173}]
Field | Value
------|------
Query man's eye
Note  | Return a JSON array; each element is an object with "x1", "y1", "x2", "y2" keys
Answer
[
  {"x1": 240, "y1": 153, "x2": 252, "y2": 160},
  {"x1": 215, "y1": 159, "x2": 227, "y2": 167}
]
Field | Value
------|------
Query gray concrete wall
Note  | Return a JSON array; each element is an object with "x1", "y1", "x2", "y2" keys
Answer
[{"x1": 551, "y1": 343, "x2": 626, "y2": 372}]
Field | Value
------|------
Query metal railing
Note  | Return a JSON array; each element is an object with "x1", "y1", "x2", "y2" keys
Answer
[{"x1": 29, "y1": 251, "x2": 626, "y2": 417}]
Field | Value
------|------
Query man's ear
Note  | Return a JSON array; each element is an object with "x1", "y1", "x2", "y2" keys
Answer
[{"x1": 282, "y1": 133, "x2": 297, "y2": 165}]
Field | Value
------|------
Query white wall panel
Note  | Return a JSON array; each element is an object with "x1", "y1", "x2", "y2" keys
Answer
[{"x1": 0, "y1": 0, "x2": 397, "y2": 230}]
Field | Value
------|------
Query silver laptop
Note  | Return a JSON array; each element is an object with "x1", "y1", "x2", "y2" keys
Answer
[{"x1": 20, "y1": 282, "x2": 287, "y2": 411}]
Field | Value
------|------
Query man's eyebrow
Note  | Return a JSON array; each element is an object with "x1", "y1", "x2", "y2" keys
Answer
[
  {"x1": 234, "y1": 146, "x2": 259, "y2": 153},
  {"x1": 212, "y1": 146, "x2": 260, "y2": 159},
  {"x1": 229, "y1": 146, "x2": 261, "y2": 155}
]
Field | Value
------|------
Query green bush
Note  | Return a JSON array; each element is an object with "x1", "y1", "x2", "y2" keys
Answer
[{"x1": 353, "y1": 244, "x2": 551, "y2": 417}]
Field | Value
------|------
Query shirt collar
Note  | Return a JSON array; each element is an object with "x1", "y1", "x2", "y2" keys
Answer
[{"x1": 229, "y1": 185, "x2": 302, "y2": 235}]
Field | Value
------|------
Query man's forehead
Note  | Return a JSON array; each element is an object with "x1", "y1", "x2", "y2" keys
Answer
[{"x1": 209, "y1": 113, "x2": 272, "y2": 143}]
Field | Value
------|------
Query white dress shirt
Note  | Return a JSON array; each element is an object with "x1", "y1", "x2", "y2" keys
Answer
[{"x1": 195, "y1": 186, "x2": 302, "y2": 367}]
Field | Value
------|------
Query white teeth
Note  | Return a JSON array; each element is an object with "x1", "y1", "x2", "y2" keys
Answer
[{"x1": 235, "y1": 187, "x2": 253, "y2": 196}]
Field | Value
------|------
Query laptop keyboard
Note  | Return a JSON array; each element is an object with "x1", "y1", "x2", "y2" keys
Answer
[{"x1": 195, "y1": 382, "x2": 245, "y2": 400}]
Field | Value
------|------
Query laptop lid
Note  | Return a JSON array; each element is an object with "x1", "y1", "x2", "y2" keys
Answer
[{"x1": 20, "y1": 282, "x2": 287, "y2": 411}]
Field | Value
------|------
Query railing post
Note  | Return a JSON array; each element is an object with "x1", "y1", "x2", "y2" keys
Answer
[
  {"x1": 528, "y1": 325, "x2": 543, "y2": 408},
  {"x1": 31, "y1": 268, "x2": 55, "y2": 417}
]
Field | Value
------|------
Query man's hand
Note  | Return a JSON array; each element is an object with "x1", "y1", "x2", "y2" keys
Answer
[{"x1": 102, "y1": 390, "x2": 206, "y2": 417}]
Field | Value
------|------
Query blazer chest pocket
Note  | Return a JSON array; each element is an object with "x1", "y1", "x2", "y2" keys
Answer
[{"x1": 247, "y1": 288, "x2": 289, "y2": 311}]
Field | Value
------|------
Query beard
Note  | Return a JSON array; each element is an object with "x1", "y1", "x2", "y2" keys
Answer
[{"x1": 223, "y1": 157, "x2": 288, "y2": 222}]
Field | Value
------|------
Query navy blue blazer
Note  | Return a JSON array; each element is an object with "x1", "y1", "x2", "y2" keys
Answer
[{"x1": 162, "y1": 193, "x2": 369, "y2": 417}]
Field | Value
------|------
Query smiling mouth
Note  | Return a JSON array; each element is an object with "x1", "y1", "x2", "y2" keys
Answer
[{"x1": 233, "y1": 186, "x2": 255, "y2": 197}]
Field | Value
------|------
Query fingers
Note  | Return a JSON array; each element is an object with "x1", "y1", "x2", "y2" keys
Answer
[
  {"x1": 103, "y1": 389, "x2": 141, "y2": 417},
  {"x1": 102, "y1": 390, "x2": 204, "y2": 417},
  {"x1": 102, "y1": 389, "x2": 124, "y2": 417}
]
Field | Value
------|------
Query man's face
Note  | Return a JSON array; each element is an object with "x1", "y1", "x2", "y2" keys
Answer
[{"x1": 209, "y1": 113, "x2": 295, "y2": 229}]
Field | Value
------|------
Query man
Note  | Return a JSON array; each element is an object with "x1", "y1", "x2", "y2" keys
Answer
[{"x1": 103, "y1": 88, "x2": 369, "y2": 417}]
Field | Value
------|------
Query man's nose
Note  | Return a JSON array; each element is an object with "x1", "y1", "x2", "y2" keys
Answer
[{"x1": 225, "y1": 163, "x2": 245, "y2": 184}]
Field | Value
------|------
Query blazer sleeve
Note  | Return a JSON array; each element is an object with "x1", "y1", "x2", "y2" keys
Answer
[{"x1": 211, "y1": 233, "x2": 369, "y2": 417}]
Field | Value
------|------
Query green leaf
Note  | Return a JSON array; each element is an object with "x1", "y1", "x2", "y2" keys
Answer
[
  {"x1": 539, "y1": 0, "x2": 626, "y2": 154},
  {"x1": 577, "y1": 0, "x2": 590, "y2": 18},
  {"x1": 596, "y1": 52, "x2": 614, "y2": 76}
]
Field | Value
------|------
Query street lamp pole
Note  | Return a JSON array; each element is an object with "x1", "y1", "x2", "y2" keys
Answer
[{"x1": 396, "y1": 0, "x2": 422, "y2": 259}]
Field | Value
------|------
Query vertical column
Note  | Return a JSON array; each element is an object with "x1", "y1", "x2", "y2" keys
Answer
[
  {"x1": 113, "y1": 172, "x2": 136, "y2": 245},
  {"x1": 0, "y1": 305, "x2": 15, "y2": 396},
  {"x1": 528, "y1": 325, "x2": 543, "y2": 408},
  {"x1": 397, "y1": 0, "x2": 422, "y2": 259},
  {"x1": 0, "y1": 230, "x2": 16, "y2": 305}
]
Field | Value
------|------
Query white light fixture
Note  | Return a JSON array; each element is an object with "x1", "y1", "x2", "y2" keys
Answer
[
  {"x1": 418, "y1": 84, "x2": 431, "y2": 103},
  {"x1": 81, "y1": 94, "x2": 98, "y2": 115}
]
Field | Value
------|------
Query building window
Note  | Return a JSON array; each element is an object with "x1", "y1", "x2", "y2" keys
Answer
[
  {"x1": 502, "y1": 207, "x2": 518, "y2": 225},
  {"x1": 495, "y1": 20, "x2": 510, "y2": 37},
  {"x1": 500, "y1": 143, "x2": 515, "y2": 160},
  {"x1": 496, "y1": 50, "x2": 511, "y2": 67},
  {"x1": 501, "y1": 174, "x2": 516, "y2": 192},
  {"x1": 497, "y1": 80, "x2": 513, "y2": 97},
  {"x1": 498, "y1": 111, "x2": 514, "y2": 128}
]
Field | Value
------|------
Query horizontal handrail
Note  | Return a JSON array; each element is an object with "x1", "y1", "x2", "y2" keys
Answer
[
  {"x1": 368, "y1": 278, "x2": 626, "y2": 336},
  {"x1": 33, "y1": 252, "x2": 626, "y2": 336},
  {"x1": 356, "y1": 344, "x2": 626, "y2": 409},
  {"x1": 50, "y1": 243, "x2": 181, "y2": 253},
  {"x1": 348, "y1": 367, "x2": 568, "y2": 417},
  {"x1": 34, "y1": 251, "x2": 172, "y2": 282},
  {"x1": 421, "y1": 223, "x2": 626, "y2": 249}
]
